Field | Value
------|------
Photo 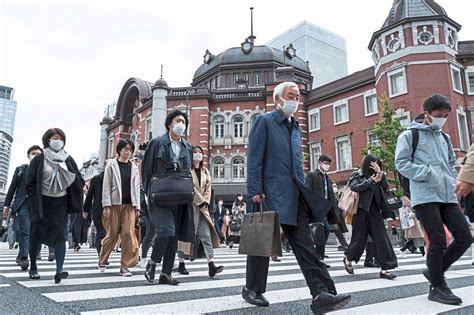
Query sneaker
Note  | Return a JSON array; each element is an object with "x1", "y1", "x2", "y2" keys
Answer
[
  {"x1": 399, "y1": 250, "x2": 406, "y2": 259},
  {"x1": 98, "y1": 262, "x2": 106, "y2": 272},
  {"x1": 120, "y1": 268, "x2": 132, "y2": 277},
  {"x1": 428, "y1": 286, "x2": 462, "y2": 305},
  {"x1": 139, "y1": 258, "x2": 148, "y2": 269}
]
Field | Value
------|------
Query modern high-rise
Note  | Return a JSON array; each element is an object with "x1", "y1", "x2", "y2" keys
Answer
[
  {"x1": 0, "y1": 85, "x2": 17, "y2": 203},
  {"x1": 267, "y1": 20, "x2": 348, "y2": 88}
]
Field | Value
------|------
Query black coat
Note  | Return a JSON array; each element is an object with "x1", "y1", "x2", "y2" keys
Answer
[
  {"x1": 305, "y1": 169, "x2": 339, "y2": 225},
  {"x1": 83, "y1": 172, "x2": 104, "y2": 229},
  {"x1": 26, "y1": 153, "x2": 85, "y2": 222},
  {"x1": 141, "y1": 133, "x2": 195, "y2": 242},
  {"x1": 4, "y1": 164, "x2": 29, "y2": 213},
  {"x1": 348, "y1": 170, "x2": 388, "y2": 212}
]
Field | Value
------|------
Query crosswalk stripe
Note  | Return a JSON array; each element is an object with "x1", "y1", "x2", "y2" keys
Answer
[
  {"x1": 42, "y1": 259, "x2": 472, "y2": 302},
  {"x1": 330, "y1": 286, "x2": 474, "y2": 315},
  {"x1": 0, "y1": 284, "x2": 11, "y2": 288},
  {"x1": 78, "y1": 272, "x2": 472, "y2": 314}
]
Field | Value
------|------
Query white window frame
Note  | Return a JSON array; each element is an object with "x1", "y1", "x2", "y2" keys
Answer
[
  {"x1": 335, "y1": 135, "x2": 352, "y2": 171},
  {"x1": 233, "y1": 115, "x2": 244, "y2": 138},
  {"x1": 212, "y1": 157, "x2": 225, "y2": 179},
  {"x1": 107, "y1": 135, "x2": 114, "y2": 159},
  {"x1": 213, "y1": 115, "x2": 225, "y2": 139},
  {"x1": 392, "y1": 108, "x2": 412, "y2": 129},
  {"x1": 364, "y1": 90, "x2": 378, "y2": 117},
  {"x1": 333, "y1": 100, "x2": 349, "y2": 125},
  {"x1": 254, "y1": 72, "x2": 261, "y2": 85},
  {"x1": 145, "y1": 116, "x2": 152, "y2": 141},
  {"x1": 232, "y1": 156, "x2": 245, "y2": 179},
  {"x1": 450, "y1": 64, "x2": 463, "y2": 94},
  {"x1": 309, "y1": 142, "x2": 322, "y2": 171},
  {"x1": 233, "y1": 74, "x2": 239, "y2": 86},
  {"x1": 457, "y1": 107, "x2": 470, "y2": 151},
  {"x1": 308, "y1": 109, "x2": 321, "y2": 131},
  {"x1": 465, "y1": 67, "x2": 474, "y2": 95},
  {"x1": 387, "y1": 67, "x2": 408, "y2": 98},
  {"x1": 366, "y1": 130, "x2": 382, "y2": 147}
]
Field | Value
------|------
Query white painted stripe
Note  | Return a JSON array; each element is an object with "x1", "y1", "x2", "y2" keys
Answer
[
  {"x1": 0, "y1": 284, "x2": 11, "y2": 288},
  {"x1": 79, "y1": 272, "x2": 471, "y2": 314},
  {"x1": 331, "y1": 286, "x2": 474, "y2": 315},
  {"x1": 44, "y1": 260, "x2": 473, "y2": 302}
]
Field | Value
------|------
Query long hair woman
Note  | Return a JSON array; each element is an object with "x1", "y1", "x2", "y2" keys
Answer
[
  {"x1": 343, "y1": 154, "x2": 398, "y2": 279},
  {"x1": 26, "y1": 128, "x2": 84, "y2": 283}
]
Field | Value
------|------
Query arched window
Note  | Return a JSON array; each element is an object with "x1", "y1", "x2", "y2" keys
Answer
[
  {"x1": 233, "y1": 115, "x2": 244, "y2": 138},
  {"x1": 232, "y1": 156, "x2": 245, "y2": 179},
  {"x1": 212, "y1": 157, "x2": 225, "y2": 179},
  {"x1": 213, "y1": 115, "x2": 225, "y2": 139}
]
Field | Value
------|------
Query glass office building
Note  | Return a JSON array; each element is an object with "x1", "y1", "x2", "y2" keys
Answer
[
  {"x1": 0, "y1": 86, "x2": 17, "y2": 202},
  {"x1": 267, "y1": 21, "x2": 348, "y2": 88}
]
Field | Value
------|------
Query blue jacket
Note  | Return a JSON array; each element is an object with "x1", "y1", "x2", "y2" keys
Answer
[
  {"x1": 395, "y1": 119, "x2": 457, "y2": 207},
  {"x1": 247, "y1": 109, "x2": 331, "y2": 226}
]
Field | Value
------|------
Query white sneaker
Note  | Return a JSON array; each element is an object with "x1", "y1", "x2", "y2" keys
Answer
[
  {"x1": 399, "y1": 251, "x2": 406, "y2": 259},
  {"x1": 420, "y1": 255, "x2": 426, "y2": 261},
  {"x1": 139, "y1": 258, "x2": 148, "y2": 269}
]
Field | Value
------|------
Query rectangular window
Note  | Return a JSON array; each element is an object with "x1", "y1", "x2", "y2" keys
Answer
[
  {"x1": 388, "y1": 68, "x2": 408, "y2": 97},
  {"x1": 365, "y1": 94, "x2": 377, "y2": 116},
  {"x1": 145, "y1": 117, "x2": 152, "y2": 141},
  {"x1": 309, "y1": 110, "x2": 320, "y2": 131},
  {"x1": 233, "y1": 164, "x2": 245, "y2": 178},
  {"x1": 310, "y1": 142, "x2": 322, "y2": 171},
  {"x1": 333, "y1": 102, "x2": 349, "y2": 125},
  {"x1": 243, "y1": 73, "x2": 250, "y2": 83},
  {"x1": 215, "y1": 123, "x2": 224, "y2": 139},
  {"x1": 233, "y1": 74, "x2": 239, "y2": 86},
  {"x1": 335, "y1": 136, "x2": 352, "y2": 170},
  {"x1": 457, "y1": 108, "x2": 470, "y2": 151},
  {"x1": 367, "y1": 130, "x2": 382, "y2": 147},
  {"x1": 107, "y1": 137, "x2": 114, "y2": 159},
  {"x1": 465, "y1": 71, "x2": 474, "y2": 95},
  {"x1": 451, "y1": 65, "x2": 463, "y2": 94},
  {"x1": 254, "y1": 72, "x2": 261, "y2": 85}
]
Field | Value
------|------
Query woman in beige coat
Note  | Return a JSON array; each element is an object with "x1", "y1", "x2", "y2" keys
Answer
[{"x1": 177, "y1": 146, "x2": 224, "y2": 278}]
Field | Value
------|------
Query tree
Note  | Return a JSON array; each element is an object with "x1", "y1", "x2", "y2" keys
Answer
[{"x1": 362, "y1": 94, "x2": 405, "y2": 195}]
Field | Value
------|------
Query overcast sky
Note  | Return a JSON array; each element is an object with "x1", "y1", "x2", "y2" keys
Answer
[{"x1": 1, "y1": 0, "x2": 473, "y2": 182}]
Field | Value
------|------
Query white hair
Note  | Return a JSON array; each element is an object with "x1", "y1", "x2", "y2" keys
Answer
[{"x1": 273, "y1": 81, "x2": 298, "y2": 103}]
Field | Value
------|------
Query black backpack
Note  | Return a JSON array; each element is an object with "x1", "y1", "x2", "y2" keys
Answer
[{"x1": 397, "y1": 129, "x2": 449, "y2": 198}]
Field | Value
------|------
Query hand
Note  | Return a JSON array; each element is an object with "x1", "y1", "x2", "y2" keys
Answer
[
  {"x1": 135, "y1": 209, "x2": 140, "y2": 217},
  {"x1": 82, "y1": 212, "x2": 89, "y2": 220},
  {"x1": 371, "y1": 172, "x2": 382, "y2": 183},
  {"x1": 455, "y1": 180, "x2": 473, "y2": 199},
  {"x1": 103, "y1": 206, "x2": 111, "y2": 219},
  {"x1": 252, "y1": 194, "x2": 265, "y2": 203},
  {"x1": 2, "y1": 207, "x2": 8, "y2": 217},
  {"x1": 370, "y1": 161, "x2": 381, "y2": 173}
]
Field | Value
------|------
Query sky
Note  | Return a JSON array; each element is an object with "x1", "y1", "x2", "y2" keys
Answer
[{"x1": 1, "y1": 0, "x2": 473, "y2": 183}]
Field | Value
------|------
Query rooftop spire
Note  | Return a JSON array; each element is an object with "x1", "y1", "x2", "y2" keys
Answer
[
  {"x1": 160, "y1": 65, "x2": 163, "y2": 79},
  {"x1": 249, "y1": 7, "x2": 256, "y2": 43}
]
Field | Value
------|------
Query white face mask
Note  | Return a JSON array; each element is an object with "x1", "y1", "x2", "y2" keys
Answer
[
  {"x1": 332, "y1": 185, "x2": 338, "y2": 191},
  {"x1": 429, "y1": 114, "x2": 447, "y2": 129},
  {"x1": 49, "y1": 139, "x2": 64, "y2": 151},
  {"x1": 193, "y1": 153, "x2": 203, "y2": 162},
  {"x1": 218, "y1": 201, "x2": 223, "y2": 206},
  {"x1": 237, "y1": 196, "x2": 243, "y2": 201},
  {"x1": 277, "y1": 97, "x2": 299, "y2": 116},
  {"x1": 172, "y1": 122, "x2": 186, "y2": 137},
  {"x1": 320, "y1": 164, "x2": 330, "y2": 172}
]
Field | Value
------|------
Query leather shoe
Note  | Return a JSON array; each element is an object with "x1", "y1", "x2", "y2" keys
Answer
[
  {"x1": 158, "y1": 273, "x2": 180, "y2": 285},
  {"x1": 242, "y1": 286, "x2": 269, "y2": 307},
  {"x1": 311, "y1": 291, "x2": 351, "y2": 314}
]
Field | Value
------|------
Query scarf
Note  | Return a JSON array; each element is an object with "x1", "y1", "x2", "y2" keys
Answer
[{"x1": 43, "y1": 148, "x2": 76, "y2": 194}]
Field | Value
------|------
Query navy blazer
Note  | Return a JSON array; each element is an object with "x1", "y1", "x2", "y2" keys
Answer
[
  {"x1": 4, "y1": 164, "x2": 29, "y2": 213},
  {"x1": 247, "y1": 109, "x2": 332, "y2": 226}
]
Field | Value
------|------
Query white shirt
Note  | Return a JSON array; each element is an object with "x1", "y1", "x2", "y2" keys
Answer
[{"x1": 169, "y1": 134, "x2": 182, "y2": 163}]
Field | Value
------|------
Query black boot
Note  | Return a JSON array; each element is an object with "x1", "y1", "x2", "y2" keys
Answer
[
  {"x1": 178, "y1": 262, "x2": 189, "y2": 275},
  {"x1": 144, "y1": 262, "x2": 156, "y2": 283},
  {"x1": 208, "y1": 261, "x2": 224, "y2": 278}
]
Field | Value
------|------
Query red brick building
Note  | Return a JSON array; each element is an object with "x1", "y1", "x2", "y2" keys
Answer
[{"x1": 98, "y1": 0, "x2": 474, "y2": 198}]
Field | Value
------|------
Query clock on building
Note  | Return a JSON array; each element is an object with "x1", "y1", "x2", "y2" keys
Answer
[
  {"x1": 285, "y1": 43, "x2": 296, "y2": 58},
  {"x1": 241, "y1": 38, "x2": 253, "y2": 54}
]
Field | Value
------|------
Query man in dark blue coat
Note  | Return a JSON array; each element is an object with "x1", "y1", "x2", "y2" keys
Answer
[
  {"x1": 3, "y1": 145, "x2": 43, "y2": 270},
  {"x1": 242, "y1": 82, "x2": 351, "y2": 314}
]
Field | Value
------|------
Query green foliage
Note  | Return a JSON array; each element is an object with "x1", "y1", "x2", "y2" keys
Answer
[{"x1": 362, "y1": 95, "x2": 405, "y2": 196}]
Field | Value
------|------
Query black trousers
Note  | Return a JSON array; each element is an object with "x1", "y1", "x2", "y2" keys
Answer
[
  {"x1": 245, "y1": 196, "x2": 336, "y2": 297},
  {"x1": 315, "y1": 219, "x2": 330, "y2": 260},
  {"x1": 345, "y1": 203, "x2": 397, "y2": 270},
  {"x1": 414, "y1": 202, "x2": 471, "y2": 287},
  {"x1": 95, "y1": 226, "x2": 107, "y2": 256}
]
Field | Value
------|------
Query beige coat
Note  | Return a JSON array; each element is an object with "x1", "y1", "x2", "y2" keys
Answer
[
  {"x1": 178, "y1": 167, "x2": 220, "y2": 256},
  {"x1": 458, "y1": 144, "x2": 474, "y2": 184},
  {"x1": 102, "y1": 159, "x2": 140, "y2": 209}
]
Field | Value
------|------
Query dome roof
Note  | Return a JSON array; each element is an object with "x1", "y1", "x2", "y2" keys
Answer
[
  {"x1": 193, "y1": 44, "x2": 310, "y2": 80},
  {"x1": 382, "y1": 0, "x2": 447, "y2": 28},
  {"x1": 101, "y1": 116, "x2": 114, "y2": 124},
  {"x1": 154, "y1": 77, "x2": 168, "y2": 88}
]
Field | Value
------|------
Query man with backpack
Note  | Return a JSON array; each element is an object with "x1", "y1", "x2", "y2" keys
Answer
[
  {"x1": 395, "y1": 94, "x2": 471, "y2": 305},
  {"x1": 3, "y1": 145, "x2": 43, "y2": 270}
]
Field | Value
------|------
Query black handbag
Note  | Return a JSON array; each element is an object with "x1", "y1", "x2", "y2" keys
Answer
[
  {"x1": 149, "y1": 162, "x2": 194, "y2": 206},
  {"x1": 380, "y1": 188, "x2": 401, "y2": 218},
  {"x1": 238, "y1": 201, "x2": 282, "y2": 257},
  {"x1": 229, "y1": 213, "x2": 242, "y2": 232}
]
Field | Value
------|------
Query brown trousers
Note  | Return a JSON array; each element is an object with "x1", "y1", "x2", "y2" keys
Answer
[{"x1": 99, "y1": 204, "x2": 139, "y2": 268}]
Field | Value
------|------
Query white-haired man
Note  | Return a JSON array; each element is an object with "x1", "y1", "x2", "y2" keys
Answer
[{"x1": 243, "y1": 81, "x2": 351, "y2": 313}]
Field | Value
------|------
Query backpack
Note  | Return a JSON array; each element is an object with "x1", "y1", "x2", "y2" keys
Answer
[{"x1": 397, "y1": 129, "x2": 449, "y2": 198}]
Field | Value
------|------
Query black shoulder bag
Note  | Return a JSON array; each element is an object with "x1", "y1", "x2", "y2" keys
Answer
[{"x1": 149, "y1": 162, "x2": 194, "y2": 206}]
